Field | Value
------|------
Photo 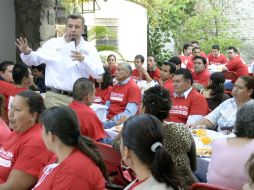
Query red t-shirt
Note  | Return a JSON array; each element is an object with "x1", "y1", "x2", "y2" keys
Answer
[
  {"x1": 192, "y1": 69, "x2": 210, "y2": 87},
  {"x1": 132, "y1": 69, "x2": 145, "y2": 82},
  {"x1": 167, "y1": 89, "x2": 208, "y2": 123},
  {"x1": 107, "y1": 79, "x2": 141, "y2": 119},
  {"x1": 0, "y1": 81, "x2": 15, "y2": 122},
  {"x1": 179, "y1": 55, "x2": 192, "y2": 69},
  {"x1": 148, "y1": 68, "x2": 161, "y2": 81},
  {"x1": 162, "y1": 79, "x2": 174, "y2": 95},
  {"x1": 225, "y1": 56, "x2": 249, "y2": 76},
  {"x1": 0, "y1": 123, "x2": 51, "y2": 183},
  {"x1": 69, "y1": 101, "x2": 106, "y2": 141},
  {"x1": 0, "y1": 118, "x2": 11, "y2": 145},
  {"x1": 33, "y1": 149, "x2": 105, "y2": 190},
  {"x1": 94, "y1": 86, "x2": 113, "y2": 104},
  {"x1": 207, "y1": 53, "x2": 228, "y2": 65}
]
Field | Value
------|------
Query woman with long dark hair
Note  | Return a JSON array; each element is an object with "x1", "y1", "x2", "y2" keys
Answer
[
  {"x1": 33, "y1": 106, "x2": 107, "y2": 190},
  {"x1": 120, "y1": 114, "x2": 183, "y2": 190},
  {"x1": 94, "y1": 66, "x2": 113, "y2": 104},
  {"x1": 200, "y1": 72, "x2": 230, "y2": 110}
]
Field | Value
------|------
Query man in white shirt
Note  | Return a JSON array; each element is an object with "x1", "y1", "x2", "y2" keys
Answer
[{"x1": 15, "y1": 14, "x2": 104, "y2": 108}]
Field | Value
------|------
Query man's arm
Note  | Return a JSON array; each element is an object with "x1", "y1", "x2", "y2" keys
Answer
[{"x1": 112, "y1": 103, "x2": 138, "y2": 122}]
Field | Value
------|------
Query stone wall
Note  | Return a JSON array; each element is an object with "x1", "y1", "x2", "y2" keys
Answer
[
  {"x1": 14, "y1": 0, "x2": 56, "y2": 61},
  {"x1": 222, "y1": 0, "x2": 254, "y2": 63}
]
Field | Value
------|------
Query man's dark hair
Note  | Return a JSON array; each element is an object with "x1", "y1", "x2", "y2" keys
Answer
[
  {"x1": 135, "y1": 55, "x2": 145, "y2": 63},
  {"x1": 66, "y1": 14, "x2": 85, "y2": 26},
  {"x1": 174, "y1": 68, "x2": 193, "y2": 85},
  {"x1": 193, "y1": 56, "x2": 207, "y2": 66},
  {"x1": 212, "y1": 45, "x2": 220, "y2": 50},
  {"x1": 183, "y1": 43, "x2": 192, "y2": 52},
  {"x1": 72, "y1": 78, "x2": 94, "y2": 101},
  {"x1": 227, "y1": 46, "x2": 238, "y2": 53},
  {"x1": 0, "y1": 61, "x2": 14, "y2": 72},
  {"x1": 12, "y1": 63, "x2": 30, "y2": 85},
  {"x1": 147, "y1": 55, "x2": 157, "y2": 63},
  {"x1": 163, "y1": 61, "x2": 176, "y2": 74},
  {"x1": 168, "y1": 56, "x2": 181, "y2": 67}
]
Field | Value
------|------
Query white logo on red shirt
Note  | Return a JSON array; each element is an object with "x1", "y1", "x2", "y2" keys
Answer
[{"x1": 110, "y1": 92, "x2": 124, "y2": 102}]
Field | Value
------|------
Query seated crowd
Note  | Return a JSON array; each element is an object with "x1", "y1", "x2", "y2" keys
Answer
[{"x1": 0, "y1": 39, "x2": 253, "y2": 190}]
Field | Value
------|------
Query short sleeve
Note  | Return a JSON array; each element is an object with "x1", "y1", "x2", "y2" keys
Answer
[
  {"x1": 127, "y1": 86, "x2": 141, "y2": 105},
  {"x1": 204, "y1": 104, "x2": 222, "y2": 125},
  {"x1": 189, "y1": 94, "x2": 208, "y2": 115},
  {"x1": 13, "y1": 143, "x2": 50, "y2": 177}
]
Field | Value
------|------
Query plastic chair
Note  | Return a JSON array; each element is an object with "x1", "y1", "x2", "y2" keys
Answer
[
  {"x1": 223, "y1": 71, "x2": 239, "y2": 83},
  {"x1": 95, "y1": 142, "x2": 135, "y2": 189},
  {"x1": 223, "y1": 71, "x2": 239, "y2": 95},
  {"x1": 190, "y1": 182, "x2": 235, "y2": 190}
]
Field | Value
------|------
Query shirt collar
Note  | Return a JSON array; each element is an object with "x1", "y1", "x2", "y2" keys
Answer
[
  {"x1": 118, "y1": 77, "x2": 131, "y2": 85},
  {"x1": 174, "y1": 87, "x2": 192, "y2": 99}
]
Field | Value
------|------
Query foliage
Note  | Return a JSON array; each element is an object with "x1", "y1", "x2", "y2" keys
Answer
[{"x1": 130, "y1": 0, "x2": 242, "y2": 64}]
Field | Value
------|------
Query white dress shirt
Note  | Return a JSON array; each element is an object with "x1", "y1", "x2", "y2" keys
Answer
[{"x1": 20, "y1": 36, "x2": 104, "y2": 91}]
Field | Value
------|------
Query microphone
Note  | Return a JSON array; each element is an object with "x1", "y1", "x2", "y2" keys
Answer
[{"x1": 71, "y1": 38, "x2": 76, "y2": 47}]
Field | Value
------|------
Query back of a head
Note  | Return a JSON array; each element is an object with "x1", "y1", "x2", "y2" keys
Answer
[
  {"x1": 143, "y1": 85, "x2": 172, "y2": 122},
  {"x1": 210, "y1": 72, "x2": 225, "y2": 85},
  {"x1": 41, "y1": 106, "x2": 80, "y2": 147},
  {"x1": 12, "y1": 63, "x2": 29, "y2": 85},
  {"x1": 168, "y1": 56, "x2": 181, "y2": 67},
  {"x1": 122, "y1": 114, "x2": 182, "y2": 189},
  {"x1": 0, "y1": 61, "x2": 14, "y2": 72},
  {"x1": 17, "y1": 90, "x2": 45, "y2": 116},
  {"x1": 73, "y1": 78, "x2": 94, "y2": 101},
  {"x1": 174, "y1": 68, "x2": 193, "y2": 85},
  {"x1": 41, "y1": 106, "x2": 108, "y2": 179},
  {"x1": 234, "y1": 100, "x2": 254, "y2": 138}
]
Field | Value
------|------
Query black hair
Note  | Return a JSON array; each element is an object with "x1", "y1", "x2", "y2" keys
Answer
[
  {"x1": 17, "y1": 90, "x2": 45, "y2": 121},
  {"x1": 31, "y1": 64, "x2": 45, "y2": 75},
  {"x1": 40, "y1": 106, "x2": 107, "y2": 179},
  {"x1": 193, "y1": 56, "x2": 207, "y2": 65},
  {"x1": 212, "y1": 45, "x2": 220, "y2": 50},
  {"x1": 174, "y1": 68, "x2": 193, "y2": 85},
  {"x1": 168, "y1": 56, "x2": 181, "y2": 67},
  {"x1": 192, "y1": 47, "x2": 201, "y2": 52},
  {"x1": 143, "y1": 86, "x2": 171, "y2": 122},
  {"x1": 207, "y1": 72, "x2": 225, "y2": 101},
  {"x1": 12, "y1": 63, "x2": 30, "y2": 85},
  {"x1": 95, "y1": 66, "x2": 113, "y2": 89},
  {"x1": 0, "y1": 61, "x2": 14, "y2": 72},
  {"x1": 163, "y1": 61, "x2": 176, "y2": 74},
  {"x1": 73, "y1": 78, "x2": 94, "y2": 101},
  {"x1": 227, "y1": 46, "x2": 238, "y2": 53},
  {"x1": 183, "y1": 43, "x2": 192, "y2": 52},
  {"x1": 0, "y1": 94, "x2": 4, "y2": 117},
  {"x1": 147, "y1": 55, "x2": 157, "y2": 63},
  {"x1": 107, "y1": 54, "x2": 116, "y2": 62},
  {"x1": 134, "y1": 55, "x2": 145, "y2": 63},
  {"x1": 121, "y1": 114, "x2": 182, "y2": 189},
  {"x1": 239, "y1": 76, "x2": 254, "y2": 99},
  {"x1": 66, "y1": 14, "x2": 85, "y2": 25}
]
